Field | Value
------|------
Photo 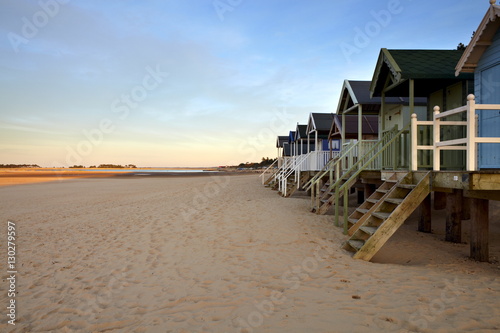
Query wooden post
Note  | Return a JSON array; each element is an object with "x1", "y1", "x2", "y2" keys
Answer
[
  {"x1": 470, "y1": 197, "x2": 489, "y2": 262},
  {"x1": 358, "y1": 104, "x2": 363, "y2": 158},
  {"x1": 316, "y1": 180, "x2": 323, "y2": 212},
  {"x1": 434, "y1": 191, "x2": 446, "y2": 210},
  {"x1": 358, "y1": 104, "x2": 362, "y2": 143},
  {"x1": 409, "y1": 79, "x2": 415, "y2": 169},
  {"x1": 334, "y1": 185, "x2": 340, "y2": 226},
  {"x1": 418, "y1": 193, "x2": 432, "y2": 233},
  {"x1": 307, "y1": 132, "x2": 311, "y2": 154},
  {"x1": 342, "y1": 111, "x2": 346, "y2": 152},
  {"x1": 445, "y1": 189, "x2": 462, "y2": 243},
  {"x1": 433, "y1": 106, "x2": 441, "y2": 171},
  {"x1": 466, "y1": 94, "x2": 476, "y2": 171},
  {"x1": 344, "y1": 187, "x2": 349, "y2": 234},
  {"x1": 310, "y1": 182, "x2": 315, "y2": 208},
  {"x1": 380, "y1": 92, "x2": 385, "y2": 138},
  {"x1": 409, "y1": 79, "x2": 415, "y2": 115},
  {"x1": 411, "y1": 113, "x2": 418, "y2": 171}
]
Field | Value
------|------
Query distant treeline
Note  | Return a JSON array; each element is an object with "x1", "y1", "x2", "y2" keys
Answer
[
  {"x1": 69, "y1": 164, "x2": 137, "y2": 169},
  {"x1": 236, "y1": 157, "x2": 276, "y2": 169},
  {"x1": 0, "y1": 164, "x2": 40, "y2": 168}
]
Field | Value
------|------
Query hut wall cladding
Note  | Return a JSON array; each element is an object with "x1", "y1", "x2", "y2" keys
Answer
[{"x1": 477, "y1": 29, "x2": 500, "y2": 169}]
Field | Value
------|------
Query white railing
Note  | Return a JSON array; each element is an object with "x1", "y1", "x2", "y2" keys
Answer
[
  {"x1": 305, "y1": 140, "x2": 366, "y2": 193},
  {"x1": 275, "y1": 156, "x2": 293, "y2": 185},
  {"x1": 259, "y1": 159, "x2": 278, "y2": 185},
  {"x1": 307, "y1": 150, "x2": 340, "y2": 171},
  {"x1": 277, "y1": 150, "x2": 340, "y2": 195},
  {"x1": 411, "y1": 94, "x2": 500, "y2": 171},
  {"x1": 267, "y1": 157, "x2": 291, "y2": 189},
  {"x1": 279, "y1": 153, "x2": 309, "y2": 195}
]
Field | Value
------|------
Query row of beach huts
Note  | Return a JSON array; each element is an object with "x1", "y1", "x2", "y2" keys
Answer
[{"x1": 260, "y1": 0, "x2": 500, "y2": 262}]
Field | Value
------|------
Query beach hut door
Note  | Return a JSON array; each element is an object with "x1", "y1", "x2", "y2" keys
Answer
[{"x1": 478, "y1": 64, "x2": 500, "y2": 169}]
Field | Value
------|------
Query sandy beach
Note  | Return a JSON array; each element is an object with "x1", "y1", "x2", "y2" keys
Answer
[{"x1": 0, "y1": 174, "x2": 499, "y2": 332}]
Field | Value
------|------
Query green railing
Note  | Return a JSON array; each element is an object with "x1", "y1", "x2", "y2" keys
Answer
[
  {"x1": 381, "y1": 128, "x2": 410, "y2": 170},
  {"x1": 332, "y1": 123, "x2": 410, "y2": 233}
]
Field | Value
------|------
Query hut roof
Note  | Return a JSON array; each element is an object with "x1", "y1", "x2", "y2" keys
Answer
[
  {"x1": 307, "y1": 113, "x2": 334, "y2": 135},
  {"x1": 370, "y1": 49, "x2": 473, "y2": 97},
  {"x1": 276, "y1": 136, "x2": 288, "y2": 148},
  {"x1": 329, "y1": 114, "x2": 379, "y2": 139},
  {"x1": 456, "y1": 2, "x2": 500, "y2": 75},
  {"x1": 337, "y1": 80, "x2": 426, "y2": 115},
  {"x1": 295, "y1": 124, "x2": 308, "y2": 140}
]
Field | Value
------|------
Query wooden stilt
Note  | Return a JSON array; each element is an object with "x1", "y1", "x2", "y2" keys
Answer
[
  {"x1": 462, "y1": 197, "x2": 471, "y2": 220},
  {"x1": 470, "y1": 198, "x2": 489, "y2": 262},
  {"x1": 445, "y1": 189, "x2": 462, "y2": 243},
  {"x1": 434, "y1": 191, "x2": 446, "y2": 210},
  {"x1": 316, "y1": 179, "x2": 324, "y2": 210},
  {"x1": 418, "y1": 193, "x2": 432, "y2": 233}
]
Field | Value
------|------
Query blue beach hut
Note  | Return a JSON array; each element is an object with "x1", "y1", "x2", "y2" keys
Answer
[{"x1": 456, "y1": 0, "x2": 500, "y2": 169}]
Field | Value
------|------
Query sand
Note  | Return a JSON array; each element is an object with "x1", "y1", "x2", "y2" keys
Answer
[{"x1": 0, "y1": 174, "x2": 498, "y2": 332}]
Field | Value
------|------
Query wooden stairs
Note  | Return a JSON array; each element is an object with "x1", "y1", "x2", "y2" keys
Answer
[
  {"x1": 347, "y1": 173, "x2": 400, "y2": 235},
  {"x1": 263, "y1": 172, "x2": 276, "y2": 186},
  {"x1": 279, "y1": 172, "x2": 309, "y2": 197},
  {"x1": 343, "y1": 172, "x2": 431, "y2": 261},
  {"x1": 279, "y1": 175, "x2": 297, "y2": 197},
  {"x1": 312, "y1": 171, "x2": 358, "y2": 215}
]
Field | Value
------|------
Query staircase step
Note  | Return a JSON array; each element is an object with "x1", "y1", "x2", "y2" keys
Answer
[
  {"x1": 385, "y1": 198, "x2": 404, "y2": 205},
  {"x1": 372, "y1": 211, "x2": 391, "y2": 220},
  {"x1": 366, "y1": 198, "x2": 378, "y2": 204},
  {"x1": 359, "y1": 226, "x2": 378, "y2": 235},
  {"x1": 348, "y1": 218, "x2": 358, "y2": 225},
  {"x1": 356, "y1": 208, "x2": 369, "y2": 214},
  {"x1": 376, "y1": 189, "x2": 389, "y2": 194},
  {"x1": 398, "y1": 184, "x2": 416, "y2": 189},
  {"x1": 348, "y1": 240, "x2": 364, "y2": 251}
]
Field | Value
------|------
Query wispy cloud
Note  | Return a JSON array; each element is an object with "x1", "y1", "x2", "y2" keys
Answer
[{"x1": 0, "y1": 0, "x2": 488, "y2": 166}]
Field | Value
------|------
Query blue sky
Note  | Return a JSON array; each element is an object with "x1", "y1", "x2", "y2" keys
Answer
[{"x1": 0, "y1": 0, "x2": 490, "y2": 167}]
